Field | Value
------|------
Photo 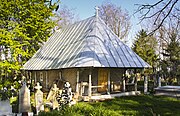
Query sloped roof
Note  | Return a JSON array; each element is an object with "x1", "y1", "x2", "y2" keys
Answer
[{"x1": 23, "y1": 15, "x2": 150, "y2": 70}]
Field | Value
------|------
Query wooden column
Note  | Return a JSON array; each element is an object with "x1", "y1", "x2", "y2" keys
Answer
[
  {"x1": 134, "y1": 69, "x2": 137, "y2": 92},
  {"x1": 88, "y1": 70, "x2": 92, "y2": 97},
  {"x1": 144, "y1": 76, "x2": 148, "y2": 93},
  {"x1": 59, "y1": 71, "x2": 62, "y2": 80},
  {"x1": 29, "y1": 71, "x2": 32, "y2": 83},
  {"x1": 35, "y1": 71, "x2": 37, "y2": 84},
  {"x1": 122, "y1": 78, "x2": 126, "y2": 92},
  {"x1": 45, "y1": 71, "x2": 48, "y2": 88},
  {"x1": 107, "y1": 70, "x2": 110, "y2": 94},
  {"x1": 122, "y1": 70, "x2": 126, "y2": 92},
  {"x1": 76, "y1": 70, "x2": 79, "y2": 94},
  {"x1": 26, "y1": 71, "x2": 29, "y2": 79}
]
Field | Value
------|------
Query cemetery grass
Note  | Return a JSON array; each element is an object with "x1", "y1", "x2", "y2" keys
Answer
[{"x1": 39, "y1": 95, "x2": 180, "y2": 116}]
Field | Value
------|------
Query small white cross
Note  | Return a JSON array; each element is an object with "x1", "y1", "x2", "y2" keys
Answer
[
  {"x1": 35, "y1": 82, "x2": 42, "y2": 90},
  {"x1": 95, "y1": 6, "x2": 99, "y2": 17}
]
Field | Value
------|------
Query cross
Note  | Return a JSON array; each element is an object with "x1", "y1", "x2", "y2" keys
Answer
[
  {"x1": 95, "y1": 6, "x2": 99, "y2": 17},
  {"x1": 35, "y1": 82, "x2": 42, "y2": 91},
  {"x1": 22, "y1": 81, "x2": 26, "y2": 86},
  {"x1": 52, "y1": 84, "x2": 59, "y2": 92}
]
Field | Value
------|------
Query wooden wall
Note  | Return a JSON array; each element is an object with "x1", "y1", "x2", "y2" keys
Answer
[{"x1": 29, "y1": 68, "x2": 124, "y2": 93}]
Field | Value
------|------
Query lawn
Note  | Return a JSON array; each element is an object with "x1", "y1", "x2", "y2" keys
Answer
[{"x1": 39, "y1": 95, "x2": 180, "y2": 116}]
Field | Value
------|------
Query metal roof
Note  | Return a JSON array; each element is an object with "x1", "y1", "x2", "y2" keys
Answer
[{"x1": 23, "y1": 15, "x2": 150, "y2": 70}]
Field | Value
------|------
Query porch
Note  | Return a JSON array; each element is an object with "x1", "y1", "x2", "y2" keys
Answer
[
  {"x1": 74, "y1": 68, "x2": 139, "y2": 101},
  {"x1": 27, "y1": 67, "x2": 142, "y2": 101}
]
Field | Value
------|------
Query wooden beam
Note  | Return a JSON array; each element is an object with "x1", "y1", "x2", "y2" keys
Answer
[
  {"x1": 88, "y1": 70, "x2": 92, "y2": 97},
  {"x1": 59, "y1": 71, "x2": 62, "y2": 80},
  {"x1": 144, "y1": 76, "x2": 148, "y2": 93},
  {"x1": 122, "y1": 69, "x2": 126, "y2": 92},
  {"x1": 134, "y1": 69, "x2": 137, "y2": 92},
  {"x1": 107, "y1": 70, "x2": 110, "y2": 93},
  {"x1": 76, "y1": 70, "x2": 79, "y2": 94},
  {"x1": 35, "y1": 71, "x2": 37, "y2": 84},
  {"x1": 45, "y1": 71, "x2": 48, "y2": 88}
]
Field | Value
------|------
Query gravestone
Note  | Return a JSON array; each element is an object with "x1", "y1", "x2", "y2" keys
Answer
[
  {"x1": 47, "y1": 84, "x2": 59, "y2": 109},
  {"x1": 35, "y1": 82, "x2": 44, "y2": 115},
  {"x1": 52, "y1": 84, "x2": 59, "y2": 109},
  {"x1": 0, "y1": 99, "x2": 13, "y2": 115},
  {"x1": 19, "y1": 82, "x2": 31, "y2": 114},
  {"x1": 59, "y1": 82, "x2": 73, "y2": 106}
]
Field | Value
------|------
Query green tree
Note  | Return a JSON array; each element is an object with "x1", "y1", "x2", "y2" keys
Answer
[
  {"x1": 132, "y1": 29, "x2": 158, "y2": 74},
  {"x1": 161, "y1": 31, "x2": 180, "y2": 84},
  {"x1": 0, "y1": 0, "x2": 60, "y2": 99}
]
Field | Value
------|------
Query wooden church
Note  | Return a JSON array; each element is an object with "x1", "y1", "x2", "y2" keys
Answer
[{"x1": 23, "y1": 8, "x2": 150, "y2": 100}]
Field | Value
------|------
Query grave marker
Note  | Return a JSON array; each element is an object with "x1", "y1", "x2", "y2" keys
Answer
[
  {"x1": 19, "y1": 82, "x2": 31, "y2": 113},
  {"x1": 47, "y1": 84, "x2": 59, "y2": 109},
  {"x1": 0, "y1": 99, "x2": 13, "y2": 115},
  {"x1": 35, "y1": 82, "x2": 44, "y2": 115}
]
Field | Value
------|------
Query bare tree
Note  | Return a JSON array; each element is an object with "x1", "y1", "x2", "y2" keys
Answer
[
  {"x1": 55, "y1": 5, "x2": 79, "y2": 28},
  {"x1": 99, "y1": 3, "x2": 131, "y2": 40},
  {"x1": 135, "y1": 0, "x2": 179, "y2": 34}
]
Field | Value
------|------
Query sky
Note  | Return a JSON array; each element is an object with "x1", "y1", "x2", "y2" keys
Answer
[{"x1": 59, "y1": 0, "x2": 157, "y2": 46}]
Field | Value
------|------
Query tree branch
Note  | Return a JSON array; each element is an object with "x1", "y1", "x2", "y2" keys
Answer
[{"x1": 135, "y1": 0, "x2": 179, "y2": 34}]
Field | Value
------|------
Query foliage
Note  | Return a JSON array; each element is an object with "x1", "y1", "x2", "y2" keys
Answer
[
  {"x1": 39, "y1": 95, "x2": 180, "y2": 116},
  {"x1": 132, "y1": 29, "x2": 158, "y2": 74},
  {"x1": 160, "y1": 31, "x2": 180, "y2": 84},
  {"x1": 99, "y1": 2, "x2": 131, "y2": 41},
  {"x1": 0, "y1": 0, "x2": 60, "y2": 99}
]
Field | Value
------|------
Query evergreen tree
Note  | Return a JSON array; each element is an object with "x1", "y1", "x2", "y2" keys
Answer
[
  {"x1": 0, "y1": 0, "x2": 60, "y2": 99},
  {"x1": 161, "y1": 31, "x2": 180, "y2": 84},
  {"x1": 132, "y1": 29, "x2": 158, "y2": 74}
]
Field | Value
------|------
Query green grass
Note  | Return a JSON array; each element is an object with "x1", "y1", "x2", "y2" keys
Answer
[{"x1": 39, "y1": 95, "x2": 180, "y2": 116}]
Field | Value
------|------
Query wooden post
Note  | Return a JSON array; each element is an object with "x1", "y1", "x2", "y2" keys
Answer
[
  {"x1": 35, "y1": 72, "x2": 37, "y2": 84},
  {"x1": 26, "y1": 71, "x2": 29, "y2": 79},
  {"x1": 134, "y1": 69, "x2": 137, "y2": 92},
  {"x1": 144, "y1": 76, "x2": 148, "y2": 93},
  {"x1": 59, "y1": 71, "x2": 62, "y2": 80},
  {"x1": 80, "y1": 82, "x2": 83, "y2": 96},
  {"x1": 122, "y1": 77, "x2": 125, "y2": 92},
  {"x1": 29, "y1": 71, "x2": 32, "y2": 83},
  {"x1": 122, "y1": 70, "x2": 126, "y2": 92},
  {"x1": 45, "y1": 71, "x2": 48, "y2": 89},
  {"x1": 107, "y1": 70, "x2": 110, "y2": 94},
  {"x1": 88, "y1": 70, "x2": 92, "y2": 97},
  {"x1": 76, "y1": 70, "x2": 79, "y2": 94}
]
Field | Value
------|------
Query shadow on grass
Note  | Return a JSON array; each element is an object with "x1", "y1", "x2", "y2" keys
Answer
[{"x1": 89, "y1": 95, "x2": 180, "y2": 116}]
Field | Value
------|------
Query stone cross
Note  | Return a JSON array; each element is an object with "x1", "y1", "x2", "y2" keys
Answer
[
  {"x1": 19, "y1": 82, "x2": 31, "y2": 113},
  {"x1": 52, "y1": 84, "x2": 59, "y2": 92},
  {"x1": 35, "y1": 82, "x2": 44, "y2": 115},
  {"x1": 46, "y1": 84, "x2": 59, "y2": 109},
  {"x1": 35, "y1": 82, "x2": 42, "y2": 90},
  {"x1": 52, "y1": 84, "x2": 59, "y2": 109}
]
